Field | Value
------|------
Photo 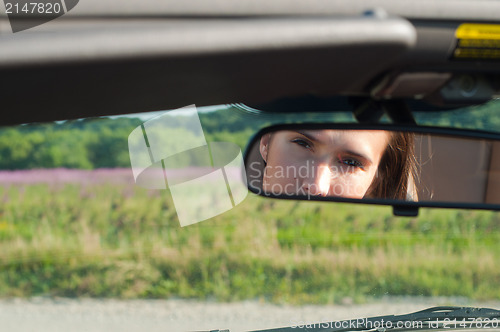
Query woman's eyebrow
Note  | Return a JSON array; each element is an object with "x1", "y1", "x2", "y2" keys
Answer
[{"x1": 295, "y1": 130, "x2": 320, "y2": 142}]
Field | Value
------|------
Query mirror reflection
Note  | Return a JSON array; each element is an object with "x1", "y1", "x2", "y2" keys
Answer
[{"x1": 245, "y1": 129, "x2": 500, "y2": 205}]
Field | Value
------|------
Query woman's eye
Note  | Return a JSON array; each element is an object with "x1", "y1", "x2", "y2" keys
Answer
[
  {"x1": 291, "y1": 138, "x2": 312, "y2": 150},
  {"x1": 340, "y1": 158, "x2": 363, "y2": 169}
]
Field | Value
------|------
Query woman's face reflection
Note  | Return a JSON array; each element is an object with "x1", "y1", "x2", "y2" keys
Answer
[{"x1": 259, "y1": 130, "x2": 390, "y2": 198}]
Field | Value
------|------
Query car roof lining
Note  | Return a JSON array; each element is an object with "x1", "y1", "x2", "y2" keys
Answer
[
  {"x1": 0, "y1": 16, "x2": 418, "y2": 125},
  {"x1": 2, "y1": 0, "x2": 499, "y2": 21},
  {"x1": 1, "y1": 9, "x2": 500, "y2": 124}
]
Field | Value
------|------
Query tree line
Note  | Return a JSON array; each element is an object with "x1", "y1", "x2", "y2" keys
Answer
[
  {"x1": 2, "y1": 99, "x2": 499, "y2": 170},
  {"x1": 0, "y1": 109, "x2": 260, "y2": 170}
]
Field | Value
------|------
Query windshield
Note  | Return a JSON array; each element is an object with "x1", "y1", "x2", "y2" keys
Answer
[{"x1": 1, "y1": 101, "x2": 500, "y2": 332}]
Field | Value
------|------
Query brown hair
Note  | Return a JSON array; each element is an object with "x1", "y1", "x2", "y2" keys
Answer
[{"x1": 365, "y1": 132, "x2": 418, "y2": 201}]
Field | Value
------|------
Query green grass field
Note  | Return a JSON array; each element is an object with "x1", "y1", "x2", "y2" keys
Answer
[{"x1": 0, "y1": 180, "x2": 499, "y2": 304}]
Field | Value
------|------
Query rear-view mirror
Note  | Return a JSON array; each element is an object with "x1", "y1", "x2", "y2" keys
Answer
[{"x1": 244, "y1": 125, "x2": 500, "y2": 215}]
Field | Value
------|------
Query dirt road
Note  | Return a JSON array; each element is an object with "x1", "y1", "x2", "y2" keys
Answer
[{"x1": 1, "y1": 297, "x2": 499, "y2": 332}]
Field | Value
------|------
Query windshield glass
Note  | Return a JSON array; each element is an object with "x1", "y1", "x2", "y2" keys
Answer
[
  {"x1": 412, "y1": 98, "x2": 500, "y2": 133},
  {"x1": 1, "y1": 102, "x2": 500, "y2": 332}
]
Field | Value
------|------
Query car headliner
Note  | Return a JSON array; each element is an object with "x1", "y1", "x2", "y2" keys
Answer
[
  {"x1": 2, "y1": 0, "x2": 498, "y2": 21},
  {"x1": 0, "y1": 0, "x2": 500, "y2": 125}
]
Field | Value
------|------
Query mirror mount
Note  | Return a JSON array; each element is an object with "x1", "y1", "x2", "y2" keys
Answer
[
  {"x1": 351, "y1": 98, "x2": 417, "y2": 125},
  {"x1": 382, "y1": 100, "x2": 417, "y2": 125},
  {"x1": 393, "y1": 205, "x2": 419, "y2": 217},
  {"x1": 351, "y1": 98, "x2": 385, "y2": 124}
]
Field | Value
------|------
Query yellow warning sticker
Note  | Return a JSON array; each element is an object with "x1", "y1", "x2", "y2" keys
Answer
[{"x1": 453, "y1": 23, "x2": 500, "y2": 59}]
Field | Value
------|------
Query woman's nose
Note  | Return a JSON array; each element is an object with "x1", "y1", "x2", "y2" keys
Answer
[{"x1": 304, "y1": 163, "x2": 332, "y2": 196}]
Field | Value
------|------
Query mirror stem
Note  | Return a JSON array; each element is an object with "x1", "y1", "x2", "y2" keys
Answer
[{"x1": 383, "y1": 99, "x2": 417, "y2": 125}]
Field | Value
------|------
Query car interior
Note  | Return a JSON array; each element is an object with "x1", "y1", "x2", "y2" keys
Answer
[{"x1": 2, "y1": 1, "x2": 500, "y2": 331}]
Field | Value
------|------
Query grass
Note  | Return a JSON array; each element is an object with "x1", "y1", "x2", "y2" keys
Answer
[{"x1": 0, "y1": 179, "x2": 499, "y2": 304}]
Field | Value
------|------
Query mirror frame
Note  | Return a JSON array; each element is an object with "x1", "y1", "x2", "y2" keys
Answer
[{"x1": 244, "y1": 123, "x2": 500, "y2": 216}]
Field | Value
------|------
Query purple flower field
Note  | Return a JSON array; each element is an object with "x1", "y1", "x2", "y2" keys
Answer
[
  {"x1": 0, "y1": 167, "x2": 244, "y2": 185},
  {"x1": 0, "y1": 168, "x2": 135, "y2": 185}
]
